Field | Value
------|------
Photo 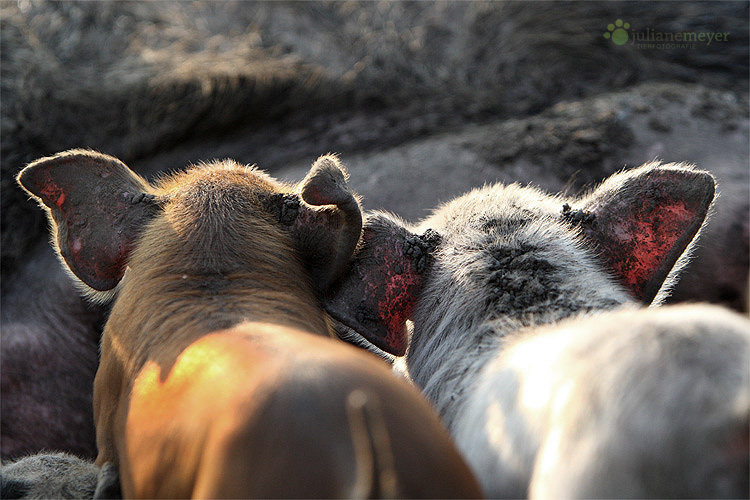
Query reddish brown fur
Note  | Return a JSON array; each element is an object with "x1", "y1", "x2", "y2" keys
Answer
[{"x1": 19, "y1": 152, "x2": 481, "y2": 499}]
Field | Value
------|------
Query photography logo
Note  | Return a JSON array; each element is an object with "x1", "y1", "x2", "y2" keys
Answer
[
  {"x1": 604, "y1": 19, "x2": 630, "y2": 45},
  {"x1": 603, "y1": 19, "x2": 730, "y2": 49}
]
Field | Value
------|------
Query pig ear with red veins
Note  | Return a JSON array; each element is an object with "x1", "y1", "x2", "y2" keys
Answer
[
  {"x1": 325, "y1": 212, "x2": 439, "y2": 356},
  {"x1": 16, "y1": 150, "x2": 156, "y2": 294},
  {"x1": 570, "y1": 162, "x2": 715, "y2": 304}
]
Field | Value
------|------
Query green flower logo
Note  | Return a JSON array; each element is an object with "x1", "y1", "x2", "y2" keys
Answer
[{"x1": 604, "y1": 19, "x2": 630, "y2": 45}]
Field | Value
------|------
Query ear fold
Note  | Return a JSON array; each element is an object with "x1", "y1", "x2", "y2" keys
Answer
[
  {"x1": 17, "y1": 150, "x2": 156, "y2": 293},
  {"x1": 573, "y1": 162, "x2": 715, "y2": 304},
  {"x1": 270, "y1": 155, "x2": 364, "y2": 292},
  {"x1": 325, "y1": 212, "x2": 439, "y2": 356}
]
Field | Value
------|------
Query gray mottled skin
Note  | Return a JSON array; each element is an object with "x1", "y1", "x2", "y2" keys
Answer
[
  {"x1": 401, "y1": 165, "x2": 741, "y2": 498},
  {"x1": 407, "y1": 181, "x2": 630, "y2": 434},
  {"x1": 401, "y1": 162, "x2": 711, "y2": 425},
  {"x1": 407, "y1": 167, "x2": 749, "y2": 498}
]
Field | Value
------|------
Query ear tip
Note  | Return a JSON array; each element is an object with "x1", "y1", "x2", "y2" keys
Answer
[
  {"x1": 691, "y1": 169, "x2": 717, "y2": 195},
  {"x1": 301, "y1": 156, "x2": 355, "y2": 206},
  {"x1": 16, "y1": 150, "x2": 80, "y2": 194},
  {"x1": 644, "y1": 164, "x2": 717, "y2": 208},
  {"x1": 309, "y1": 155, "x2": 348, "y2": 181},
  {"x1": 694, "y1": 173, "x2": 717, "y2": 208},
  {"x1": 16, "y1": 162, "x2": 49, "y2": 200},
  {"x1": 16, "y1": 165, "x2": 32, "y2": 190},
  {"x1": 674, "y1": 167, "x2": 717, "y2": 208}
]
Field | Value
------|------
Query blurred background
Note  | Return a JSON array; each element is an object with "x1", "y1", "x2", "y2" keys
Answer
[
  {"x1": 1, "y1": 0, "x2": 748, "y2": 461},
  {"x1": 2, "y1": 0, "x2": 748, "y2": 308}
]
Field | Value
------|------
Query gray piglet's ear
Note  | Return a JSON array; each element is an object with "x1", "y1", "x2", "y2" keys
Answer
[
  {"x1": 324, "y1": 212, "x2": 439, "y2": 356},
  {"x1": 567, "y1": 162, "x2": 715, "y2": 304},
  {"x1": 17, "y1": 150, "x2": 157, "y2": 294}
]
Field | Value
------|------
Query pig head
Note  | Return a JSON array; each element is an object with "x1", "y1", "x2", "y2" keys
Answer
[{"x1": 326, "y1": 161, "x2": 716, "y2": 356}]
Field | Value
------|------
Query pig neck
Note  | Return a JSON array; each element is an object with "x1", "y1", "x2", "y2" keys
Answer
[
  {"x1": 404, "y1": 220, "x2": 633, "y2": 432},
  {"x1": 104, "y1": 216, "x2": 330, "y2": 374}
]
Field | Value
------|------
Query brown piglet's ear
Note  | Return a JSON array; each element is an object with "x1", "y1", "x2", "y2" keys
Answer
[
  {"x1": 325, "y1": 212, "x2": 439, "y2": 356},
  {"x1": 277, "y1": 155, "x2": 363, "y2": 292},
  {"x1": 17, "y1": 150, "x2": 156, "y2": 294},
  {"x1": 570, "y1": 162, "x2": 715, "y2": 304}
]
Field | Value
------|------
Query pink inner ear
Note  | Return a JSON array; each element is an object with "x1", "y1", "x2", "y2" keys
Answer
[
  {"x1": 325, "y1": 221, "x2": 428, "y2": 357},
  {"x1": 607, "y1": 201, "x2": 693, "y2": 295},
  {"x1": 18, "y1": 151, "x2": 153, "y2": 292},
  {"x1": 374, "y1": 241, "x2": 420, "y2": 355},
  {"x1": 29, "y1": 165, "x2": 129, "y2": 290},
  {"x1": 38, "y1": 183, "x2": 66, "y2": 209},
  {"x1": 55, "y1": 182, "x2": 137, "y2": 292},
  {"x1": 300, "y1": 183, "x2": 329, "y2": 206},
  {"x1": 582, "y1": 167, "x2": 715, "y2": 304}
]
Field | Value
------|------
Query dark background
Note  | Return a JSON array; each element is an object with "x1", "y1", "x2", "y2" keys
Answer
[
  {"x1": 2, "y1": 0, "x2": 748, "y2": 307},
  {"x1": 1, "y1": 0, "x2": 748, "y2": 460}
]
